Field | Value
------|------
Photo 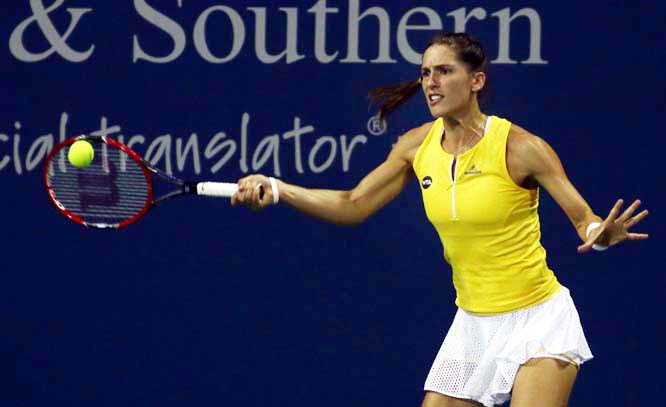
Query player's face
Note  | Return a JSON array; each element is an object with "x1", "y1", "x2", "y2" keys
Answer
[{"x1": 420, "y1": 44, "x2": 480, "y2": 118}]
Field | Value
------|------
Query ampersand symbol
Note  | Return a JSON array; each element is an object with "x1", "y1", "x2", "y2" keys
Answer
[{"x1": 9, "y1": 0, "x2": 94, "y2": 62}]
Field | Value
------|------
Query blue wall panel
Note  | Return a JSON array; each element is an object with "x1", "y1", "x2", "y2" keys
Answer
[{"x1": 1, "y1": 1, "x2": 663, "y2": 405}]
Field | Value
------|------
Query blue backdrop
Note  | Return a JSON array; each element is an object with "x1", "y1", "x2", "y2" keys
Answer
[{"x1": 1, "y1": 1, "x2": 663, "y2": 405}]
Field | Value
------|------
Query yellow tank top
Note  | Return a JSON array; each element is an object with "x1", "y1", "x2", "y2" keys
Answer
[{"x1": 413, "y1": 116, "x2": 560, "y2": 314}]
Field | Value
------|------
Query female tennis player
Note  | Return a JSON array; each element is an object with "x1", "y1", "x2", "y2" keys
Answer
[{"x1": 231, "y1": 33, "x2": 649, "y2": 407}]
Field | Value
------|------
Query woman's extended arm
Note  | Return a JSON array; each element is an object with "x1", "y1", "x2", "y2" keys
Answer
[
  {"x1": 231, "y1": 124, "x2": 429, "y2": 226},
  {"x1": 507, "y1": 126, "x2": 649, "y2": 252}
]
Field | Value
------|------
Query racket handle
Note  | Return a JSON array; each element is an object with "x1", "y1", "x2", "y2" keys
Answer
[{"x1": 196, "y1": 182, "x2": 238, "y2": 198}]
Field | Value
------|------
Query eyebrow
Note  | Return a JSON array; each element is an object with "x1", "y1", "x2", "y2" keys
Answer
[{"x1": 421, "y1": 64, "x2": 455, "y2": 71}]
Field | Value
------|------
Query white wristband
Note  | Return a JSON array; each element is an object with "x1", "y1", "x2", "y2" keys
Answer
[
  {"x1": 268, "y1": 177, "x2": 279, "y2": 205},
  {"x1": 586, "y1": 222, "x2": 608, "y2": 251}
]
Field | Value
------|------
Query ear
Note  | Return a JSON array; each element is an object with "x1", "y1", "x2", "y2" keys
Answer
[{"x1": 471, "y1": 71, "x2": 486, "y2": 93}]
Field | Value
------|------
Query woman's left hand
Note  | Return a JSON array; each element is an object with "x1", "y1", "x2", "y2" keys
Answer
[{"x1": 577, "y1": 199, "x2": 650, "y2": 253}]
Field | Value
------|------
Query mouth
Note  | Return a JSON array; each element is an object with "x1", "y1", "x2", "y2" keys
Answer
[{"x1": 428, "y1": 94, "x2": 443, "y2": 106}]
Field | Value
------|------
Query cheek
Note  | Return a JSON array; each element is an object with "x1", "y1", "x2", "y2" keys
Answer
[
  {"x1": 448, "y1": 78, "x2": 470, "y2": 93},
  {"x1": 446, "y1": 79, "x2": 473, "y2": 102}
]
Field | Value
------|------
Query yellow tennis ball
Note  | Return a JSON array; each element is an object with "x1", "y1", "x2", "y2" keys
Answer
[{"x1": 68, "y1": 140, "x2": 95, "y2": 168}]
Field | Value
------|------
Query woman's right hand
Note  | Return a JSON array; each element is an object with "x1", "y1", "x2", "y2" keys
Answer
[{"x1": 231, "y1": 174, "x2": 278, "y2": 210}]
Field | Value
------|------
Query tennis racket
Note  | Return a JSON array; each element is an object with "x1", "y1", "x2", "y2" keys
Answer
[{"x1": 44, "y1": 135, "x2": 255, "y2": 229}]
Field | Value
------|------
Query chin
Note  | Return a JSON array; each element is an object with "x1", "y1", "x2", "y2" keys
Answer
[{"x1": 428, "y1": 106, "x2": 450, "y2": 118}]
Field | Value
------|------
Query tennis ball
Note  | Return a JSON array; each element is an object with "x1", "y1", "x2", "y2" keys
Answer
[{"x1": 68, "y1": 140, "x2": 95, "y2": 168}]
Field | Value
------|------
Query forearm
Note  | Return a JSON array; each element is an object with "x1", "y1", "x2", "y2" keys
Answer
[
  {"x1": 234, "y1": 141, "x2": 414, "y2": 223},
  {"x1": 277, "y1": 180, "x2": 370, "y2": 226},
  {"x1": 573, "y1": 212, "x2": 603, "y2": 242},
  {"x1": 547, "y1": 182, "x2": 602, "y2": 242}
]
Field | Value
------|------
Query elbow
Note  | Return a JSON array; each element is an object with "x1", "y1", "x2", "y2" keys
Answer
[
  {"x1": 338, "y1": 216, "x2": 367, "y2": 228},
  {"x1": 343, "y1": 190, "x2": 371, "y2": 227},
  {"x1": 335, "y1": 216, "x2": 368, "y2": 228}
]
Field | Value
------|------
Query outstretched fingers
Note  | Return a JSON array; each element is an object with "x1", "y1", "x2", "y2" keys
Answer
[
  {"x1": 577, "y1": 242, "x2": 593, "y2": 253},
  {"x1": 616, "y1": 199, "x2": 649, "y2": 239},
  {"x1": 626, "y1": 232, "x2": 650, "y2": 241},
  {"x1": 604, "y1": 199, "x2": 624, "y2": 224},
  {"x1": 624, "y1": 208, "x2": 649, "y2": 229},
  {"x1": 580, "y1": 198, "x2": 650, "y2": 253},
  {"x1": 616, "y1": 199, "x2": 643, "y2": 223}
]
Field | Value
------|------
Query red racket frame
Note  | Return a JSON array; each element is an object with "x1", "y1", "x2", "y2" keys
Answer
[{"x1": 44, "y1": 135, "x2": 154, "y2": 229}]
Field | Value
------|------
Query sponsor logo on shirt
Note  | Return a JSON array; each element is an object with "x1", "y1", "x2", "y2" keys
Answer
[{"x1": 464, "y1": 165, "x2": 482, "y2": 175}]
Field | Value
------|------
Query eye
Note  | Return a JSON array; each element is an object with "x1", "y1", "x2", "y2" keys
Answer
[
  {"x1": 436, "y1": 66, "x2": 452, "y2": 75},
  {"x1": 420, "y1": 70, "x2": 430, "y2": 79}
]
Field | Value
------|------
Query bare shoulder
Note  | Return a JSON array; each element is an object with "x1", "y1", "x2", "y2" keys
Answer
[
  {"x1": 391, "y1": 120, "x2": 435, "y2": 164},
  {"x1": 507, "y1": 123, "x2": 553, "y2": 160},
  {"x1": 507, "y1": 123, "x2": 563, "y2": 177}
]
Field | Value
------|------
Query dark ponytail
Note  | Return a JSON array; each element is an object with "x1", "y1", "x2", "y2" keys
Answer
[
  {"x1": 367, "y1": 79, "x2": 420, "y2": 122},
  {"x1": 368, "y1": 32, "x2": 488, "y2": 121}
]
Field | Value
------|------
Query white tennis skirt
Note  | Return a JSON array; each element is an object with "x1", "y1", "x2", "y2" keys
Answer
[{"x1": 423, "y1": 286, "x2": 593, "y2": 406}]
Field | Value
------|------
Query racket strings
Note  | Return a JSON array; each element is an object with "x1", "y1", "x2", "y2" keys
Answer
[{"x1": 47, "y1": 141, "x2": 150, "y2": 225}]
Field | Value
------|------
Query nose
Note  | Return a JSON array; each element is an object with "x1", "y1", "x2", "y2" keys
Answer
[{"x1": 426, "y1": 72, "x2": 439, "y2": 89}]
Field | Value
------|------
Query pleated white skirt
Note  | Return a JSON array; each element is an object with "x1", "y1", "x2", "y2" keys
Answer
[{"x1": 423, "y1": 286, "x2": 593, "y2": 406}]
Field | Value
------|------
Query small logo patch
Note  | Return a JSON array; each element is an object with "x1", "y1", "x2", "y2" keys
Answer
[
  {"x1": 422, "y1": 176, "x2": 433, "y2": 189},
  {"x1": 464, "y1": 164, "x2": 482, "y2": 175}
]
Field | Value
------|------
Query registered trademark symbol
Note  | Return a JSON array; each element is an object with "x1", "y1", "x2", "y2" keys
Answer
[{"x1": 366, "y1": 115, "x2": 387, "y2": 136}]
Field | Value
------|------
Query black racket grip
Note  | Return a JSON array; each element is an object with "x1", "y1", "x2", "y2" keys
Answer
[{"x1": 185, "y1": 182, "x2": 198, "y2": 194}]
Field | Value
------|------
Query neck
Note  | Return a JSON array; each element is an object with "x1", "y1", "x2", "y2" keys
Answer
[
  {"x1": 441, "y1": 101, "x2": 486, "y2": 143},
  {"x1": 439, "y1": 101, "x2": 488, "y2": 156}
]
